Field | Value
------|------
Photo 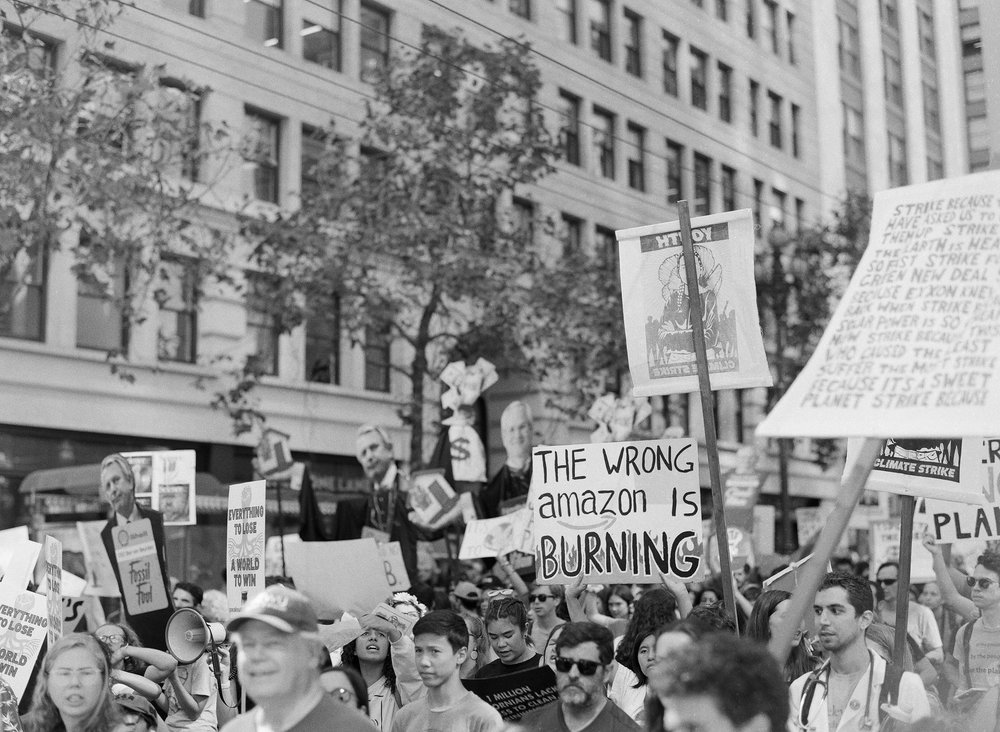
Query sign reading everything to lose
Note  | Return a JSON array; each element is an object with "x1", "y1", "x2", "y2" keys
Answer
[{"x1": 531, "y1": 439, "x2": 703, "y2": 584}]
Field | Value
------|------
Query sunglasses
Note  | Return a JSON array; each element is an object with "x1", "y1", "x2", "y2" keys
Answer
[
  {"x1": 876, "y1": 578, "x2": 897, "y2": 587},
  {"x1": 487, "y1": 589, "x2": 515, "y2": 599},
  {"x1": 967, "y1": 576, "x2": 1000, "y2": 590},
  {"x1": 554, "y1": 657, "x2": 603, "y2": 676},
  {"x1": 529, "y1": 594, "x2": 554, "y2": 603}
]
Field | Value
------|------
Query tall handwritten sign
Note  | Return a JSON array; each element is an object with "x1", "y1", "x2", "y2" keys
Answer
[
  {"x1": 759, "y1": 171, "x2": 1000, "y2": 438},
  {"x1": 112, "y1": 519, "x2": 170, "y2": 616},
  {"x1": 531, "y1": 439, "x2": 703, "y2": 584},
  {"x1": 44, "y1": 536, "x2": 62, "y2": 645},
  {"x1": 0, "y1": 587, "x2": 48, "y2": 701},
  {"x1": 226, "y1": 481, "x2": 266, "y2": 616}
]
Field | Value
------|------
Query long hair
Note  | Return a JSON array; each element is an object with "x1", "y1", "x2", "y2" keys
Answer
[
  {"x1": 746, "y1": 590, "x2": 818, "y2": 681},
  {"x1": 24, "y1": 633, "x2": 121, "y2": 732},
  {"x1": 341, "y1": 632, "x2": 397, "y2": 694},
  {"x1": 95, "y1": 622, "x2": 145, "y2": 676},
  {"x1": 614, "y1": 588, "x2": 677, "y2": 674}
]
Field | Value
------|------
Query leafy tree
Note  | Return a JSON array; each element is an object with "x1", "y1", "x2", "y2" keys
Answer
[
  {"x1": 0, "y1": 0, "x2": 232, "y2": 371},
  {"x1": 242, "y1": 26, "x2": 559, "y2": 460}
]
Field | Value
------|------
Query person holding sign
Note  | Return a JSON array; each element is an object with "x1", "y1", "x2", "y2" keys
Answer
[
  {"x1": 98, "y1": 454, "x2": 174, "y2": 652},
  {"x1": 519, "y1": 622, "x2": 640, "y2": 732},
  {"x1": 951, "y1": 551, "x2": 1000, "y2": 719},
  {"x1": 391, "y1": 611, "x2": 502, "y2": 732}
]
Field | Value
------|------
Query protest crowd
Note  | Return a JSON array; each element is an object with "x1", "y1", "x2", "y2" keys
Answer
[{"x1": 2, "y1": 403, "x2": 999, "y2": 732}]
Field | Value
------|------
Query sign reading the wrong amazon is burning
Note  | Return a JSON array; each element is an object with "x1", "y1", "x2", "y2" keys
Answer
[{"x1": 531, "y1": 439, "x2": 704, "y2": 584}]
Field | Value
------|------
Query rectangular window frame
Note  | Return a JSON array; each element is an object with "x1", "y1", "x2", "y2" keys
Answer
[
  {"x1": 661, "y1": 30, "x2": 679, "y2": 96},
  {"x1": 690, "y1": 46, "x2": 708, "y2": 110},
  {"x1": 589, "y1": 0, "x2": 612, "y2": 62},
  {"x1": 624, "y1": 9, "x2": 642, "y2": 77},
  {"x1": 360, "y1": 2, "x2": 391, "y2": 83},
  {"x1": 665, "y1": 139, "x2": 684, "y2": 205},
  {"x1": 156, "y1": 257, "x2": 198, "y2": 365},
  {"x1": 244, "y1": 108, "x2": 281, "y2": 204},
  {"x1": 301, "y1": 1, "x2": 342, "y2": 71},
  {"x1": 305, "y1": 297, "x2": 342, "y2": 385},
  {"x1": 717, "y1": 62, "x2": 732, "y2": 122},
  {"x1": 626, "y1": 122, "x2": 646, "y2": 192},
  {"x1": 593, "y1": 106, "x2": 616, "y2": 180},
  {"x1": 693, "y1": 152, "x2": 712, "y2": 216}
]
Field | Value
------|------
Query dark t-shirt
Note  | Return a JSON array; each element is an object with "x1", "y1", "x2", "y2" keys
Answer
[
  {"x1": 221, "y1": 693, "x2": 372, "y2": 732},
  {"x1": 520, "y1": 699, "x2": 642, "y2": 732},
  {"x1": 475, "y1": 653, "x2": 543, "y2": 679}
]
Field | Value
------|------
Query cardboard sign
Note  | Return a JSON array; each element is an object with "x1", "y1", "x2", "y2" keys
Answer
[
  {"x1": 37, "y1": 571, "x2": 88, "y2": 634},
  {"x1": 848, "y1": 491, "x2": 891, "y2": 530},
  {"x1": 0, "y1": 527, "x2": 29, "y2": 584},
  {"x1": 0, "y1": 586, "x2": 48, "y2": 701},
  {"x1": 531, "y1": 439, "x2": 704, "y2": 584},
  {"x1": 0, "y1": 535, "x2": 39, "y2": 592},
  {"x1": 459, "y1": 516, "x2": 519, "y2": 560},
  {"x1": 122, "y1": 450, "x2": 197, "y2": 526},
  {"x1": 285, "y1": 539, "x2": 391, "y2": 620},
  {"x1": 870, "y1": 517, "x2": 935, "y2": 583},
  {"x1": 408, "y1": 469, "x2": 459, "y2": 526},
  {"x1": 617, "y1": 208, "x2": 773, "y2": 396},
  {"x1": 848, "y1": 437, "x2": 992, "y2": 505},
  {"x1": 76, "y1": 520, "x2": 120, "y2": 597},
  {"x1": 371, "y1": 601, "x2": 416, "y2": 637},
  {"x1": 378, "y1": 542, "x2": 411, "y2": 591},
  {"x1": 759, "y1": 171, "x2": 1000, "y2": 438},
  {"x1": 795, "y1": 506, "x2": 832, "y2": 547},
  {"x1": 926, "y1": 438, "x2": 1000, "y2": 541},
  {"x1": 44, "y1": 536, "x2": 62, "y2": 645},
  {"x1": 111, "y1": 519, "x2": 170, "y2": 615},
  {"x1": 226, "y1": 481, "x2": 266, "y2": 616},
  {"x1": 256, "y1": 428, "x2": 293, "y2": 476},
  {"x1": 463, "y1": 665, "x2": 558, "y2": 721},
  {"x1": 753, "y1": 504, "x2": 776, "y2": 556}
]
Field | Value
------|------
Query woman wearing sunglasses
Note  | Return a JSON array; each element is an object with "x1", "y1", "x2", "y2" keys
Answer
[{"x1": 476, "y1": 598, "x2": 544, "y2": 678}]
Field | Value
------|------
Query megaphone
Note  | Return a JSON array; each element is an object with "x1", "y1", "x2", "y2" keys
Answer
[{"x1": 165, "y1": 608, "x2": 227, "y2": 664}]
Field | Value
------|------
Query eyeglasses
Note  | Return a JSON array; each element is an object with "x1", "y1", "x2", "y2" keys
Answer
[
  {"x1": 553, "y1": 657, "x2": 603, "y2": 676},
  {"x1": 529, "y1": 594, "x2": 554, "y2": 603},
  {"x1": 327, "y1": 687, "x2": 356, "y2": 704},
  {"x1": 486, "y1": 589, "x2": 514, "y2": 599},
  {"x1": 876, "y1": 578, "x2": 897, "y2": 587},
  {"x1": 50, "y1": 667, "x2": 102, "y2": 683},
  {"x1": 967, "y1": 576, "x2": 1000, "y2": 590},
  {"x1": 97, "y1": 634, "x2": 126, "y2": 647}
]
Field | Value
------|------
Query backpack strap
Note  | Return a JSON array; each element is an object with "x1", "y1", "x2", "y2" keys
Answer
[{"x1": 962, "y1": 619, "x2": 978, "y2": 690}]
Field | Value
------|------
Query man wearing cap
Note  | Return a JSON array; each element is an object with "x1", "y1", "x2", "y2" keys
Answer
[
  {"x1": 222, "y1": 585, "x2": 372, "y2": 732},
  {"x1": 451, "y1": 582, "x2": 482, "y2": 620},
  {"x1": 113, "y1": 692, "x2": 162, "y2": 732}
]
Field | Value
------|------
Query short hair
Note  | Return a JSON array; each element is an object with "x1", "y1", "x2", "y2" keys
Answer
[
  {"x1": 484, "y1": 596, "x2": 528, "y2": 631},
  {"x1": 819, "y1": 571, "x2": 873, "y2": 616},
  {"x1": 100, "y1": 453, "x2": 135, "y2": 490},
  {"x1": 653, "y1": 634, "x2": 788, "y2": 732},
  {"x1": 413, "y1": 610, "x2": 470, "y2": 653},
  {"x1": 554, "y1": 622, "x2": 614, "y2": 666},
  {"x1": 876, "y1": 561, "x2": 899, "y2": 576},
  {"x1": 977, "y1": 551, "x2": 1000, "y2": 577},
  {"x1": 500, "y1": 401, "x2": 532, "y2": 427},
  {"x1": 174, "y1": 581, "x2": 204, "y2": 606},
  {"x1": 357, "y1": 424, "x2": 392, "y2": 450}
]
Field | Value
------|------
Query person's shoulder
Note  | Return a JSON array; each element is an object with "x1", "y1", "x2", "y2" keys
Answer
[
  {"x1": 518, "y1": 701, "x2": 558, "y2": 729},
  {"x1": 601, "y1": 699, "x2": 643, "y2": 730},
  {"x1": 463, "y1": 691, "x2": 503, "y2": 720},
  {"x1": 300, "y1": 695, "x2": 373, "y2": 731},
  {"x1": 220, "y1": 712, "x2": 254, "y2": 732},
  {"x1": 389, "y1": 698, "x2": 426, "y2": 732}
]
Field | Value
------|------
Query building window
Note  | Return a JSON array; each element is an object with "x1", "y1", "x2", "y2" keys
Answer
[
  {"x1": 838, "y1": 17, "x2": 861, "y2": 77},
  {"x1": 512, "y1": 197, "x2": 535, "y2": 242},
  {"x1": 888, "y1": 132, "x2": 908, "y2": 187},
  {"x1": 624, "y1": 9, "x2": 642, "y2": 76},
  {"x1": 163, "y1": 0, "x2": 205, "y2": 17},
  {"x1": 926, "y1": 156, "x2": 944, "y2": 181},
  {"x1": 364, "y1": 324, "x2": 391, "y2": 392},
  {"x1": 626, "y1": 123, "x2": 645, "y2": 191},
  {"x1": 842, "y1": 103, "x2": 865, "y2": 166},
  {"x1": 690, "y1": 47, "x2": 708, "y2": 110},
  {"x1": 509, "y1": 0, "x2": 530, "y2": 20},
  {"x1": 589, "y1": 0, "x2": 612, "y2": 61},
  {"x1": 918, "y1": 9, "x2": 935, "y2": 58},
  {"x1": 302, "y1": 1, "x2": 341, "y2": 70},
  {"x1": 795, "y1": 197, "x2": 805, "y2": 233},
  {"x1": 661, "y1": 30, "x2": 679, "y2": 96},
  {"x1": 768, "y1": 90, "x2": 782, "y2": 148},
  {"x1": 717, "y1": 62, "x2": 732, "y2": 122},
  {"x1": 593, "y1": 107, "x2": 615, "y2": 179},
  {"x1": 749, "y1": 79, "x2": 760, "y2": 136},
  {"x1": 752, "y1": 178, "x2": 764, "y2": 226},
  {"x1": 244, "y1": 108, "x2": 280, "y2": 203},
  {"x1": 762, "y1": 0, "x2": 779, "y2": 54},
  {"x1": 595, "y1": 225, "x2": 618, "y2": 273},
  {"x1": 665, "y1": 139, "x2": 683, "y2": 205},
  {"x1": 790, "y1": 103, "x2": 801, "y2": 157},
  {"x1": 156, "y1": 258, "x2": 197, "y2": 364},
  {"x1": 923, "y1": 81, "x2": 940, "y2": 135},
  {"x1": 716, "y1": 0, "x2": 728, "y2": 21},
  {"x1": 246, "y1": 275, "x2": 280, "y2": 376},
  {"x1": 1, "y1": 25, "x2": 58, "y2": 78},
  {"x1": 0, "y1": 245, "x2": 45, "y2": 341},
  {"x1": 771, "y1": 187, "x2": 786, "y2": 229},
  {"x1": 246, "y1": 0, "x2": 282, "y2": 48},
  {"x1": 721, "y1": 164, "x2": 736, "y2": 211},
  {"x1": 745, "y1": 0, "x2": 756, "y2": 38},
  {"x1": 561, "y1": 214, "x2": 583, "y2": 255},
  {"x1": 559, "y1": 90, "x2": 581, "y2": 166},
  {"x1": 693, "y1": 152, "x2": 712, "y2": 216},
  {"x1": 883, "y1": 51, "x2": 903, "y2": 106},
  {"x1": 301, "y1": 125, "x2": 326, "y2": 200},
  {"x1": 360, "y1": 2, "x2": 390, "y2": 83},
  {"x1": 880, "y1": 0, "x2": 898, "y2": 28},
  {"x1": 786, "y1": 11, "x2": 796, "y2": 64},
  {"x1": 158, "y1": 80, "x2": 201, "y2": 181},
  {"x1": 305, "y1": 299, "x2": 341, "y2": 384},
  {"x1": 76, "y1": 236, "x2": 125, "y2": 351},
  {"x1": 556, "y1": 0, "x2": 577, "y2": 44}
]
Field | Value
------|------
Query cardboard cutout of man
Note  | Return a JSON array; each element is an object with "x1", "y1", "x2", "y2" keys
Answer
[{"x1": 480, "y1": 402, "x2": 533, "y2": 519}]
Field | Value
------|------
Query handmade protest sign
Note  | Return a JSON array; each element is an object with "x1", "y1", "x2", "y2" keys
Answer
[
  {"x1": 617, "y1": 209, "x2": 772, "y2": 397},
  {"x1": 256, "y1": 428, "x2": 293, "y2": 476},
  {"x1": 378, "y1": 542, "x2": 411, "y2": 591},
  {"x1": 759, "y1": 171, "x2": 1000, "y2": 438},
  {"x1": 0, "y1": 586, "x2": 48, "y2": 701},
  {"x1": 111, "y1": 519, "x2": 170, "y2": 615},
  {"x1": 531, "y1": 438, "x2": 703, "y2": 584},
  {"x1": 44, "y1": 536, "x2": 62, "y2": 645},
  {"x1": 870, "y1": 517, "x2": 934, "y2": 583},
  {"x1": 925, "y1": 438, "x2": 1000, "y2": 541},
  {"x1": 76, "y1": 520, "x2": 119, "y2": 596},
  {"x1": 226, "y1": 481, "x2": 266, "y2": 616},
  {"x1": 372, "y1": 602, "x2": 416, "y2": 637},
  {"x1": 123, "y1": 450, "x2": 197, "y2": 526},
  {"x1": 463, "y1": 665, "x2": 558, "y2": 721},
  {"x1": 0, "y1": 533, "x2": 39, "y2": 591},
  {"x1": 848, "y1": 437, "x2": 990, "y2": 504},
  {"x1": 459, "y1": 516, "x2": 518, "y2": 560},
  {"x1": 408, "y1": 469, "x2": 459, "y2": 526},
  {"x1": 286, "y1": 539, "x2": 390, "y2": 619}
]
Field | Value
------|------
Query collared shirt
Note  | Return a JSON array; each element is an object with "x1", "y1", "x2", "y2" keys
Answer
[{"x1": 114, "y1": 503, "x2": 142, "y2": 526}]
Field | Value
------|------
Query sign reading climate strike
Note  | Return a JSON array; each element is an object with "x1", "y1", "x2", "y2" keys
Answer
[{"x1": 531, "y1": 439, "x2": 703, "y2": 584}]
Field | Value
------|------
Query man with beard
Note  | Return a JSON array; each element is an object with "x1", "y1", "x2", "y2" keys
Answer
[
  {"x1": 790, "y1": 572, "x2": 929, "y2": 731},
  {"x1": 520, "y1": 622, "x2": 640, "y2": 732}
]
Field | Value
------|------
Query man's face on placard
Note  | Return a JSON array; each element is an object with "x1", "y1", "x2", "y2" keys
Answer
[
  {"x1": 355, "y1": 430, "x2": 393, "y2": 484},
  {"x1": 101, "y1": 461, "x2": 135, "y2": 517},
  {"x1": 500, "y1": 406, "x2": 532, "y2": 461}
]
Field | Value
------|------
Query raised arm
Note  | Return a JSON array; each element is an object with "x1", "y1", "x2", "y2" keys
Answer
[{"x1": 922, "y1": 533, "x2": 976, "y2": 621}]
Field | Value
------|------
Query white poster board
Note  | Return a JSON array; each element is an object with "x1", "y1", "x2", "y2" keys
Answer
[
  {"x1": 0, "y1": 586, "x2": 48, "y2": 701},
  {"x1": 870, "y1": 516, "x2": 935, "y2": 583},
  {"x1": 123, "y1": 450, "x2": 197, "y2": 526},
  {"x1": 285, "y1": 539, "x2": 391, "y2": 619},
  {"x1": 616, "y1": 209, "x2": 772, "y2": 397},
  {"x1": 77, "y1": 520, "x2": 119, "y2": 597},
  {"x1": 759, "y1": 171, "x2": 1000, "y2": 438},
  {"x1": 226, "y1": 481, "x2": 266, "y2": 616},
  {"x1": 378, "y1": 542, "x2": 411, "y2": 591},
  {"x1": 926, "y1": 438, "x2": 1000, "y2": 541},
  {"x1": 531, "y1": 439, "x2": 704, "y2": 584}
]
